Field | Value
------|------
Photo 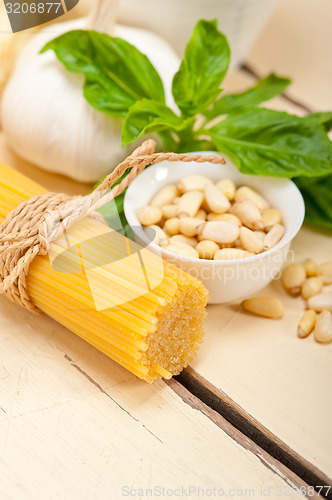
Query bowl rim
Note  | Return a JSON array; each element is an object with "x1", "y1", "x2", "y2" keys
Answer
[{"x1": 124, "y1": 158, "x2": 305, "y2": 265}]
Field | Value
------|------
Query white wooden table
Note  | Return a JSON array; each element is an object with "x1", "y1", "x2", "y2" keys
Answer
[{"x1": 0, "y1": 1, "x2": 331, "y2": 498}]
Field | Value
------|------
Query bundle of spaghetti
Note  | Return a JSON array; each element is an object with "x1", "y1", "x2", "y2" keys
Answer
[{"x1": 0, "y1": 153, "x2": 212, "y2": 382}]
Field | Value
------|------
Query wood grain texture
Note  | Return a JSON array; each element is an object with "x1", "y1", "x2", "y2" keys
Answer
[
  {"x1": 247, "y1": 0, "x2": 332, "y2": 110},
  {"x1": 0, "y1": 296, "x2": 314, "y2": 499},
  {"x1": 190, "y1": 227, "x2": 332, "y2": 481}
]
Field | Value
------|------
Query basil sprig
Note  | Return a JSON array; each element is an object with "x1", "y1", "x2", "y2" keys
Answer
[{"x1": 42, "y1": 20, "x2": 332, "y2": 231}]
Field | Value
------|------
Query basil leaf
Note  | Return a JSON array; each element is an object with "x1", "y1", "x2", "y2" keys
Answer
[
  {"x1": 122, "y1": 99, "x2": 189, "y2": 146},
  {"x1": 172, "y1": 19, "x2": 230, "y2": 116},
  {"x1": 206, "y1": 108, "x2": 332, "y2": 177},
  {"x1": 205, "y1": 73, "x2": 291, "y2": 119},
  {"x1": 307, "y1": 112, "x2": 332, "y2": 132},
  {"x1": 42, "y1": 30, "x2": 165, "y2": 117},
  {"x1": 295, "y1": 174, "x2": 332, "y2": 232}
]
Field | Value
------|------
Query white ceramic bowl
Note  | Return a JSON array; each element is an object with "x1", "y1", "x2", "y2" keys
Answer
[
  {"x1": 124, "y1": 157, "x2": 305, "y2": 304},
  {"x1": 118, "y1": 0, "x2": 281, "y2": 66}
]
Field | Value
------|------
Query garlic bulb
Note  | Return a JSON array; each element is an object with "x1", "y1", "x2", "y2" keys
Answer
[{"x1": 1, "y1": 0, "x2": 180, "y2": 182}]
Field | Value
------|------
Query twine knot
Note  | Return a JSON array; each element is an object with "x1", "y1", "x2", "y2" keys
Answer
[{"x1": 0, "y1": 140, "x2": 225, "y2": 313}]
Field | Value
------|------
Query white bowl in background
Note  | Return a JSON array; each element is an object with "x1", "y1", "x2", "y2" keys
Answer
[
  {"x1": 118, "y1": 0, "x2": 281, "y2": 66},
  {"x1": 124, "y1": 156, "x2": 305, "y2": 304}
]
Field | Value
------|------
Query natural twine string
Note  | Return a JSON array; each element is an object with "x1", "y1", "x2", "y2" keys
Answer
[{"x1": 0, "y1": 140, "x2": 225, "y2": 313}]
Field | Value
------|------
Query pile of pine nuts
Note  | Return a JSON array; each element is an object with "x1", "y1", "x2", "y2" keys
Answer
[
  {"x1": 137, "y1": 175, "x2": 285, "y2": 260},
  {"x1": 241, "y1": 259, "x2": 332, "y2": 344}
]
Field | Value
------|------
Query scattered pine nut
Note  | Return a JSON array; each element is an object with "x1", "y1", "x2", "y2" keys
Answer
[
  {"x1": 317, "y1": 261, "x2": 332, "y2": 285},
  {"x1": 301, "y1": 277, "x2": 323, "y2": 300},
  {"x1": 281, "y1": 263, "x2": 306, "y2": 296},
  {"x1": 302, "y1": 258, "x2": 318, "y2": 278},
  {"x1": 307, "y1": 292, "x2": 332, "y2": 312},
  {"x1": 314, "y1": 310, "x2": 332, "y2": 343},
  {"x1": 297, "y1": 310, "x2": 316, "y2": 338},
  {"x1": 242, "y1": 297, "x2": 284, "y2": 319},
  {"x1": 196, "y1": 209, "x2": 207, "y2": 220},
  {"x1": 138, "y1": 205, "x2": 162, "y2": 226}
]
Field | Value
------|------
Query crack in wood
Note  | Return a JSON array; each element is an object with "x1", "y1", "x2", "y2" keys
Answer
[
  {"x1": 174, "y1": 368, "x2": 331, "y2": 499},
  {"x1": 63, "y1": 354, "x2": 164, "y2": 445}
]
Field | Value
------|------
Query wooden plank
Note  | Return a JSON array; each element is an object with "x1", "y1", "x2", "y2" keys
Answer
[
  {"x1": 246, "y1": 0, "x2": 332, "y2": 110},
  {"x1": 188, "y1": 226, "x2": 332, "y2": 483},
  {"x1": 0, "y1": 295, "x2": 317, "y2": 499}
]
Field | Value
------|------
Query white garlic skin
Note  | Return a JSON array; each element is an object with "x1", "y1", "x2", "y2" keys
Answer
[{"x1": 1, "y1": 19, "x2": 180, "y2": 182}]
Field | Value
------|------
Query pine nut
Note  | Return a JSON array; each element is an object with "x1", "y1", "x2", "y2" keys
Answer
[
  {"x1": 301, "y1": 277, "x2": 323, "y2": 300},
  {"x1": 197, "y1": 221, "x2": 240, "y2": 244},
  {"x1": 215, "y1": 178, "x2": 236, "y2": 201},
  {"x1": 144, "y1": 225, "x2": 167, "y2": 245},
  {"x1": 242, "y1": 297, "x2": 284, "y2": 319},
  {"x1": 255, "y1": 231, "x2": 266, "y2": 241},
  {"x1": 164, "y1": 244, "x2": 199, "y2": 259},
  {"x1": 314, "y1": 310, "x2": 332, "y2": 343},
  {"x1": 177, "y1": 175, "x2": 212, "y2": 193},
  {"x1": 235, "y1": 186, "x2": 270, "y2": 212},
  {"x1": 240, "y1": 227, "x2": 264, "y2": 254},
  {"x1": 303, "y1": 258, "x2": 318, "y2": 278},
  {"x1": 138, "y1": 205, "x2": 162, "y2": 226},
  {"x1": 161, "y1": 204, "x2": 178, "y2": 219},
  {"x1": 179, "y1": 217, "x2": 202, "y2": 237},
  {"x1": 173, "y1": 197, "x2": 181, "y2": 205},
  {"x1": 317, "y1": 261, "x2": 332, "y2": 285},
  {"x1": 307, "y1": 292, "x2": 332, "y2": 312},
  {"x1": 150, "y1": 185, "x2": 178, "y2": 207},
  {"x1": 164, "y1": 217, "x2": 180, "y2": 236},
  {"x1": 170, "y1": 235, "x2": 198, "y2": 248},
  {"x1": 231, "y1": 200, "x2": 263, "y2": 230},
  {"x1": 196, "y1": 209, "x2": 207, "y2": 220},
  {"x1": 214, "y1": 248, "x2": 255, "y2": 260},
  {"x1": 281, "y1": 263, "x2": 306, "y2": 296},
  {"x1": 263, "y1": 224, "x2": 285, "y2": 250},
  {"x1": 195, "y1": 240, "x2": 219, "y2": 259},
  {"x1": 177, "y1": 190, "x2": 204, "y2": 217},
  {"x1": 297, "y1": 310, "x2": 316, "y2": 338},
  {"x1": 204, "y1": 184, "x2": 231, "y2": 214},
  {"x1": 207, "y1": 213, "x2": 242, "y2": 226},
  {"x1": 262, "y1": 208, "x2": 283, "y2": 230}
]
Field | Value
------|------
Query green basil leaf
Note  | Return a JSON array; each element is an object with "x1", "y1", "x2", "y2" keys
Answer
[
  {"x1": 307, "y1": 112, "x2": 332, "y2": 132},
  {"x1": 42, "y1": 30, "x2": 165, "y2": 117},
  {"x1": 172, "y1": 19, "x2": 230, "y2": 116},
  {"x1": 295, "y1": 174, "x2": 332, "y2": 232},
  {"x1": 205, "y1": 73, "x2": 291, "y2": 119},
  {"x1": 122, "y1": 99, "x2": 189, "y2": 146},
  {"x1": 206, "y1": 108, "x2": 332, "y2": 177}
]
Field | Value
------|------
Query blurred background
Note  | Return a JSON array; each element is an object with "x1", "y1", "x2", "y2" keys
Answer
[{"x1": 1, "y1": 0, "x2": 331, "y2": 108}]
